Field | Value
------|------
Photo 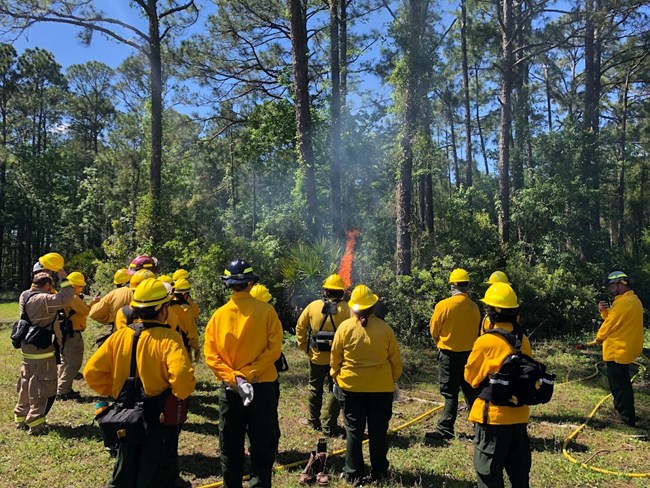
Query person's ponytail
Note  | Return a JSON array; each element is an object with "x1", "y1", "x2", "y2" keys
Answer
[{"x1": 355, "y1": 306, "x2": 374, "y2": 327}]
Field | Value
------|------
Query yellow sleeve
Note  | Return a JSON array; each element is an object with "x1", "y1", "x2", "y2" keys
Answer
[
  {"x1": 83, "y1": 339, "x2": 115, "y2": 397},
  {"x1": 114, "y1": 308, "x2": 127, "y2": 330},
  {"x1": 429, "y1": 305, "x2": 443, "y2": 344},
  {"x1": 70, "y1": 295, "x2": 91, "y2": 316},
  {"x1": 165, "y1": 335, "x2": 196, "y2": 400},
  {"x1": 204, "y1": 314, "x2": 239, "y2": 385},
  {"x1": 239, "y1": 311, "x2": 283, "y2": 382},
  {"x1": 329, "y1": 326, "x2": 344, "y2": 380},
  {"x1": 89, "y1": 295, "x2": 112, "y2": 325},
  {"x1": 295, "y1": 303, "x2": 312, "y2": 353},
  {"x1": 387, "y1": 328, "x2": 403, "y2": 382},
  {"x1": 464, "y1": 338, "x2": 491, "y2": 388},
  {"x1": 597, "y1": 306, "x2": 622, "y2": 342}
]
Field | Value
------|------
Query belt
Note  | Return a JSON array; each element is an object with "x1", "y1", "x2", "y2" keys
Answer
[{"x1": 22, "y1": 351, "x2": 55, "y2": 360}]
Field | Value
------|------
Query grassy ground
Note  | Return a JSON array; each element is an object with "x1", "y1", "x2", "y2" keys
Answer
[{"x1": 0, "y1": 310, "x2": 649, "y2": 488}]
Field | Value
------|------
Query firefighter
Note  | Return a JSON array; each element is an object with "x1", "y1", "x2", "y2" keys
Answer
[
  {"x1": 330, "y1": 284, "x2": 403, "y2": 485},
  {"x1": 170, "y1": 278, "x2": 200, "y2": 362},
  {"x1": 204, "y1": 259, "x2": 283, "y2": 488},
  {"x1": 128, "y1": 255, "x2": 159, "y2": 274},
  {"x1": 113, "y1": 268, "x2": 131, "y2": 288},
  {"x1": 480, "y1": 271, "x2": 511, "y2": 335},
  {"x1": 56, "y1": 271, "x2": 96, "y2": 401},
  {"x1": 425, "y1": 268, "x2": 481, "y2": 442},
  {"x1": 464, "y1": 282, "x2": 532, "y2": 488},
  {"x1": 84, "y1": 278, "x2": 196, "y2": 488},
  {"x1": 295, "y1": 274, "x2": 350, "y2": 436},
  {"x1": 173, "y1": 268, "x2": 200, "y2": 321},
  {"x1": 107, "y1": 269, "x2": 155, "y2": 331},
  {"x1": 89, "y1": 268, "x2": 152, "y2": 331},
  {"x1": 14, "y1": 269, "x2": 75, "y2": 435},
  {"x1": 589, "y1": 271, "x2": 643, "y2": 427}
]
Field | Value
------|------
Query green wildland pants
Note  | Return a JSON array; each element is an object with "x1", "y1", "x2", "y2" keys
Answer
[
  {"x1": 473, "y1": 422, "x2": 531, "y2": 488},
  {"x1": 606, "y1": 361, "x2": 636, "y2": 426},
  {"x1": 437, "y1": 349, "x2": 477, "y2": 437},
  {"x1": 308, "y1": 361, "x2": 341, "y2": 433}
]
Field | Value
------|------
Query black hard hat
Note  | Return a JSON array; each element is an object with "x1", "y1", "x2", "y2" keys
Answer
[{"x1": 221, "y1": 259, "x2": 259, "y2": 286}]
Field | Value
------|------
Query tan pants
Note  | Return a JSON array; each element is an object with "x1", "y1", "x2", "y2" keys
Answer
[
  {"x1": 14, "y1": 358, "x2": 57, "y2": 427},
  {"x1": 57, "y1": 331, "x2": 84, "y2": 395}
]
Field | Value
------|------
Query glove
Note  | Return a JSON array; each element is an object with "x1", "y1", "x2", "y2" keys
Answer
[
  {"x1": 236, "y1": 377, "x2": 254, "y2": 407},
  {"x1": 332, "y1": 383, "x2": 344, "y2": 402},
  {"x1": 393, "y1": 383, "x2": 400, "y2": 402},
  {"x1": 585, "y1": 340, "x2": 598, "y2": 347}
]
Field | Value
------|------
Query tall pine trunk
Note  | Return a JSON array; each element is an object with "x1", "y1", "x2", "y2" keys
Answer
[{"x1": 498, "y1": 0, "x2": 514, "y2": 243}]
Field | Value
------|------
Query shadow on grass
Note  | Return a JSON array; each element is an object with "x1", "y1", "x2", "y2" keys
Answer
[
  {"x1": 179, "y1": 452, "x2": 220, "y2": 479},
  {"x1": 195, "y1": 380, "x2": 220, "y2": 393},
  {"x1": 388, "y1": 468, "x2": 476, "y2": 487},
  {"x1": 529, "y1": 434, "x2": 589, "y2": 453},
  {"x1": 189, "y1": 394, "x2": 220, "y2": 421},
  {"x1": 388, "y1": 431, "x2": 425, "y2": 450},
  {"x1": 183, "y1": 420, "x2": 220, "y2": 437},
  {"x1": 52, "y1": 422, "x2": 104, "y2": 441}
]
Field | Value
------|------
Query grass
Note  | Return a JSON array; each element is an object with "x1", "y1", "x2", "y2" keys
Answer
[{"x1": 0, "y1": 310, "x2": 649, "y2": 487}]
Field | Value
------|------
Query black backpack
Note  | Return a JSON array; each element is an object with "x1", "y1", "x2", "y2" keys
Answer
[
  {"x1": 10, "y1": 291, "x2": 41, "y2": 348},
  {"x1": 309, "y1": 299, "x2": 340, "y2": 352},
  {"x1": 478, "y1": 328, "x2": 555, "y2": 408}
]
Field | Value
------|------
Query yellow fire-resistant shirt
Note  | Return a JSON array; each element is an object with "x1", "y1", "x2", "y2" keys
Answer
[
  {"x1": 188, "y1": 296, "x2": 200, "y2": 322},
  {"x1": 330, "y1": 315, "x2": 403, "y2": 393},
  {"x1": 430, "y1": 293, "x2": 481, "y2": 352},
  {"x1": 83, "y1": 320, "x2": 196, "y2": 400},
  {"x1": 115, "y1": 305, "x2": 181, "y2": 333},
  {"x1": 296, "y1": 298, "x2": 351, "y2": 366},
  {"x1": 596, "y1": 290, "x2": 644, "y2": 364},
  {"x1": 171, "y1": 300, "x2": 199, "y2": 353},
  {"x1": 465, "y1": 322, "x2": 532, "y2": 425},
  {"x1": 204, "y1": 291, "x2": 283, "y2": 386},
  {"x1": 89, "y1": 287, "x2": 133, "y2": 325},
  {"x1": 65, "y1": 294, "x2": 91, "y2": 331}
]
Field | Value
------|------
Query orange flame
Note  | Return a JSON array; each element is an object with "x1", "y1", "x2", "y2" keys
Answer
[{"x1": 338, "y1": 230, "x2": 360, "y2": 289}]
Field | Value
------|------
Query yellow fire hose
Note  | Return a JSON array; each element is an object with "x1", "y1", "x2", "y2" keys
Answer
[
  {"x1": 197, "y1": 404, "x2": 444, "y2": 488},
  {"x1": 560, "y1": 356, "x2": 650, "y2": 478}
]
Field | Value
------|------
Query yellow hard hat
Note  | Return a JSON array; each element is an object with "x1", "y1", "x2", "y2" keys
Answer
[
  {"x1": 250, "y1": 284, "x2": 272, "y2": 302},
  {"x1": 173, "y1": 269, "x2": 190, "y2": 281},
  {"x1": 323, "y1": 274, "x2": 345, "y2": 290},
  {"x1": 113, "y1": 268, "x2": 130, "y2": 285},
  {"x1": 67, "y1": 271, "x2": 86, "y2": 287},
  {"x1": 158, "y1": 274, "x2": 173, "y2": 284},
  {"x1": 39, "y1": 252, "x2": 64, "y2": 272},
  {"x1": 349, "y1": 284, "x2": 379, "y2": 312},
  {"x1": 449, "y1": 268, "x2": 470, "y2": 284},
  {"x1": 130, "y1": 278, "x2": 171, "y2": 310},
  {"x1": 174, "y1": 278, "x2": 191, "y2": 293},
  {"x1": 481, "y1": 282, "x2": 519, "y2": 309},
  {"x1": 129, "y1": 269, "x2": 156, "y2": 290},
  {"x1": 486, "y1": 271, "x2": 510, "y2": 285}
]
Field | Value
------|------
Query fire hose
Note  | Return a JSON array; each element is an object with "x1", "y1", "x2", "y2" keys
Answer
[
  {"x1": 560, "y1": 354, "x2": 650, "y2": 478},
  {"x1": 197, "y1": 403, "x2": 444, "y2": 488}
]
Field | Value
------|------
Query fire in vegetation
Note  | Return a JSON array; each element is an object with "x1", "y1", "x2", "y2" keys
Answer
[{"x1": 338, "y1": 229, "x2": 360, "y2": 289}]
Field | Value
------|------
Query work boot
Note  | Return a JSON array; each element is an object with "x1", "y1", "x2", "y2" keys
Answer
[
  {"x1": 315, "y1": 452, "x2": 329, "y2": 486},
  {"x1": 15, "y1": 422, "x2": 28, "y2": 431},
  {"x1": 299, "y1": 451, "x2": 322, "y2": 485},
  {"x1": 29, "y1": 423, "x2": 49, "y2": 436},
  {"x1": 56, "y1": 390, "x2": 82, "y2": 401},
  {"x1": 423, "y1": 430, "x2": 453, "y2": 445}
]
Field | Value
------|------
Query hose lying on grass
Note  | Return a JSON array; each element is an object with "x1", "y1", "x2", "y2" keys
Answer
[{"x1": 559, "y1": 356, "x2": 650, "y2": 478}]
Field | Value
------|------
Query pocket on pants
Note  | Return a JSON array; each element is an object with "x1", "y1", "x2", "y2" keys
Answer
[
  {"x1": 474, "y1": 424, "x2": 497, "y2": 455},
  {"x1": 36, "y1": 361, "x2": 58, "y2": 399}
]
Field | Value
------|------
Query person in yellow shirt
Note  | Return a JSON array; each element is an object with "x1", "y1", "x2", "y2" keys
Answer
[
  {"x1": 110, "y1": 269, "x2": 156, "y2": 331},
  {"x1": 56, "y1": 271, "x2": 97, "y2": 401},
  {"x1": 204, "y1": 259, "x2": 283, "y2": 488},
  {"x1": 170, "y1": 278, "x2": 200, "y2": 362},
  {"x1": 173, "y1": 268, "x2": 200, "y2": 320},
  {"x1": 330, "y1": 284, "x2": 402, "y2": 485},
  {"x1": 480, "y1": 271, "x2": 511, "y2": 335},
  {"x1": 464, "y1": 282, "x2": 532, "y2": 488},
  {"x1": 84, "y1": 278, "x2": 195, "y2": 488},
  {"x1": 296, "y1": 273, "x2": 350, "y2": 436},
  {"x1": 590, "y1": 271, "x2": 643, "y2": 427},
  {"x1": 425, "y1": 268, "x2": 481, "y2": 442}
]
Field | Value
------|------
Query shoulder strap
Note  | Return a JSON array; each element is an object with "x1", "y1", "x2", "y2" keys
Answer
[
  {"x1": 121, "y1": 305, "x2": 134, "y2": 325},
  {"x1": 20, "y1": 290, "x2": 42, "y2": 321},
  {"x1": 127, "y1": 324, "x2": 143, "y2": 378},
  {"x1": 486, "y1": 327, "x2": 522, "y2": 352},
  {"x1": 318, "y1": 299, "x2": 338, "y2": 332},
  {"x1": 126, "y1": 321, "x2": 172, "y2": 378}
]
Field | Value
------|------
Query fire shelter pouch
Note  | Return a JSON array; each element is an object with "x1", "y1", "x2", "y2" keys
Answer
[
  {"x1": 10, "y1": 319, "x2": 29, "y2": 348},
  {"x1": 313, "y1": 331, "x2": 335, "y2": 352},
  {"x1": 97, "y1": 401, "x2": 148, "y2": 447},
  {"x1": 154, "y1": 388, "x2": 188, "y2": 426},
  {"x1": 24, "y1": 325, "x2": 54, "y2": 349}
]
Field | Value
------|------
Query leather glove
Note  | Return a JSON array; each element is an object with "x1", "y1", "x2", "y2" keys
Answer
[
  {"x1": 393, "y1": 383, "x2": 400, "y2": 402},
  {"x1": 236, "y1": 377, "x2": 254, "y2": 406},
  {"x1": 585, "y1": 340, "x2": 599, "y2": 347}
]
